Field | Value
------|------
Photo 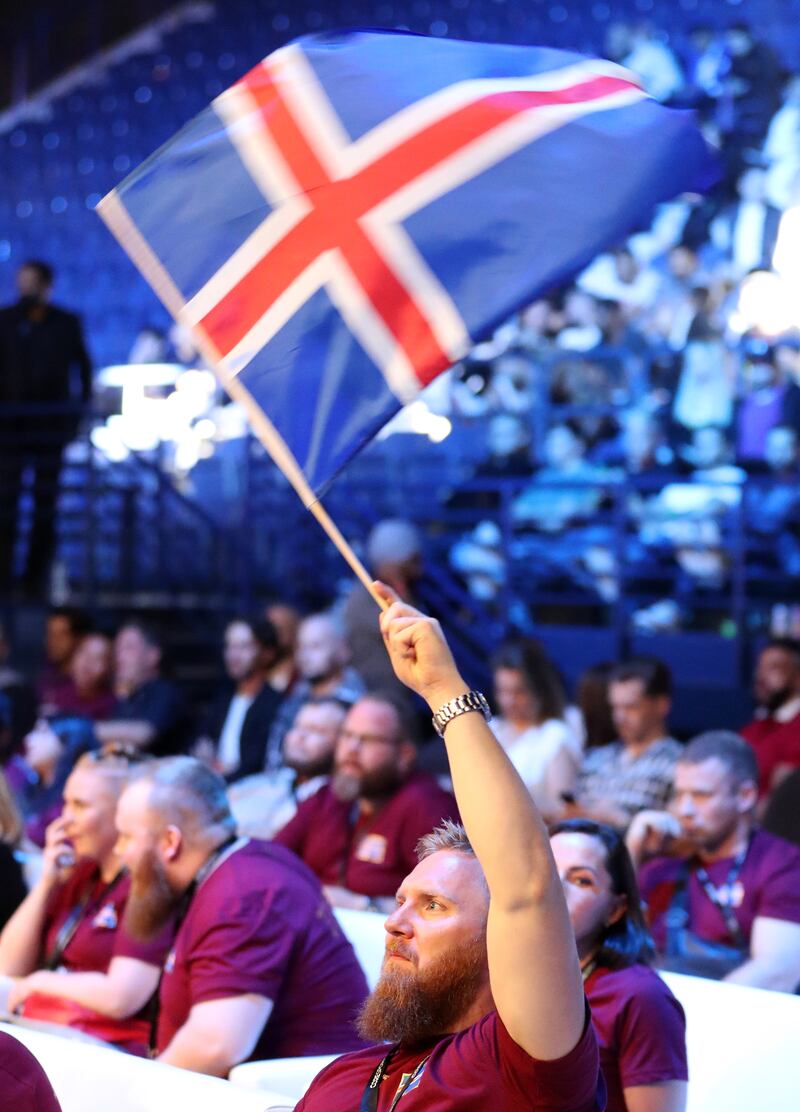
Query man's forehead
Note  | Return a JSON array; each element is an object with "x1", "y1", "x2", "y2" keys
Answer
[
  {"x1": 675, "y1": 757, "x2": 729, "y2": 789},
  {"x1": 298, "y1": 703, "x2": 342, "y2": 728},
  {"x1": 400, "y1": 850, "x2": 484, "y2": 901},
  {"x1": 610, "y1": 677, "x2": 646, "y2": 700},
  {"x1": 345, "y1": 699, "x2": 397, "y2": 731},
  {"x1": 119, "y1": 777, "x2": 155, "y2": 814}
]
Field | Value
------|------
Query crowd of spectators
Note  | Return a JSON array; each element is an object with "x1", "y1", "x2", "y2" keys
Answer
[
  {"x1": 0, "y1": 519, "x2": 797, "y2": 1111},
  {"x1": 439, "y1": 21, "x2": 800, "y2": 631},
  {"x1": 3, "y1": 14, "x2": 800, "y2": 1109}
]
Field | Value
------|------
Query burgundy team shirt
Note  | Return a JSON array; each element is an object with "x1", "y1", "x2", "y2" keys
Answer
[
  {"x1": 273, "y1": 772, "x2": 458, "y2": 896},
  {"x1": 295, "y1": 1008, "x2": 603, "y2": 1111},
  {"x1": 26, "y1": 858, "x2": 173, "y2": 1052},
  {"x1": 156, "y1": 839, "x2": 369, "y2": 1060},
  {"x1": 585, "y1": 963, "x2": 687, "y2": 1112},
  {"x1": 42, "y1": 858, "x2": 171, "y2": 972},
  {"x1": 741, "y1": 713, "x2": 800, "y2": 796},
  {"x1": 0, "y1": 1033, "x2": 62, "y2": 1112},
  {"x1": 638, "y1": 828, "x2": 800, "y2": 951}
]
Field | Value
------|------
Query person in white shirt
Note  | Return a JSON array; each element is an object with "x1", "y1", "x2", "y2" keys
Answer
[
  {"x1": 489, "y1": 640, "x2": 581, "y2": 820},
  {"x1": 228, "y1": 697, "x2": 347, "y2": 838}
]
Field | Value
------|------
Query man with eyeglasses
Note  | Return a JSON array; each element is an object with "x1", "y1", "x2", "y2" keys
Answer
[{"x1": 273, "y1": 695, "x2": 457, "y2": 912}]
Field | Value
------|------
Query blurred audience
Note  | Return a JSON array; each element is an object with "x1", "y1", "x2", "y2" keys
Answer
[
  {"x1": 267, "y1": 611, "x2": 364, "y2": 765},
  {"x1": 37, "y1": 607, "x2": 91, "y2": 711},
  {"x1": 51, "y1": 632, "x2": 115, "y2": 721},
  {"x1": 95, "y1": 622, "x2": 189, "y2": 756},
  {"x1": 228, "y1": 696, "x2": 346, "y2": 839},
  {"x1": 115, "y1": 756, "x2": 369, "y2": 1073},
  {"x1": 7, "y1": 715, "x2": 98, "y2": 847},
  {"x1": 551, "y1": 819, "x2": 688, "y2": 1112},
  {"x1": 273, "y1": 694, "x2": 457, "y2": 912},
  {"x1": 740, "y1": 638, "x2": 800, "y2": 797},
  {"x1": 196, "y1": 616, "x2": 282, "y2": 781},
  {"x1": 629, "y1": 731, "x2": 800, "y2": 991},
  {"x1": 574, "y1": 658, "x2": 681, "y2": 828},
  {"x1": 263, "y1": 601, "x2": 301, "y2": 694},
  {"x1": 344, "y1": 518, "x2": 424, "y2": 696},
  {"x1": 0, "y1": 749, "x2": 170, "y2": 1055},
  {"x1": 489, "y1": 639, "x2": 581, "y2": 820}
]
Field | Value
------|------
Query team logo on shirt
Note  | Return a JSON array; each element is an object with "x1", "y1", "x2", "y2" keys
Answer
[
  {"x1": 716, "y1": 881, "x2": 745, "y2": 909},
  {"x1": 395, "y1": 1064, "x2": 428, "y2": 1100},
  {"x1": 355, "y1": 834, "x2": 388, "y2": 865},
  {"x1": 92, "y1": 903, "x2": 118, "y2": 930},
  {"x1": 164, "y1": 949, "x2": 176, "y2": 974}
]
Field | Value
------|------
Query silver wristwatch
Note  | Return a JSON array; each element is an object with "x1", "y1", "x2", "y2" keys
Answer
[{"x1": 432, "y1": 690, "x2": 491, "y2": 737}]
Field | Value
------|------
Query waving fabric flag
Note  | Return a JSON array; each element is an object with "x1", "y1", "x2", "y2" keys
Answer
[{"x1": 98, "y1": 30, "x2": 717, "y2": 497}]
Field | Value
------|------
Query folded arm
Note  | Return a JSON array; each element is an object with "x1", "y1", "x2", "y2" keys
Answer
[{"x1": 8, "y1": 957, "x2": 160, "y2": 1019}]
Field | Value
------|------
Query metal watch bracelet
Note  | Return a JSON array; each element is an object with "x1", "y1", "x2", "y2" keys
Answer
[{"x1": 431, "y1": 690, "x2": 491, "y2": 737}]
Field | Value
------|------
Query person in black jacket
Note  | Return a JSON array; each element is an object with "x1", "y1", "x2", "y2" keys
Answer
[
  {"x1": 0, "y1": 260, "x2": 91, "y2": 594},
  {"x1": 197, "y1": 616, "x2": 283, "y2": 782}
]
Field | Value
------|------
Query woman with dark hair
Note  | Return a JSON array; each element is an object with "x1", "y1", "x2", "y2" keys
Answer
[
  {"x1": 490, "y1": 639, "x2": 581, "y2": 820},
  {"x1": 576, "y1": 661, "x2": 617, "y2": 749},
  {"x1": 550, "y1": 818, "x2": 688, "y2": 1112}
]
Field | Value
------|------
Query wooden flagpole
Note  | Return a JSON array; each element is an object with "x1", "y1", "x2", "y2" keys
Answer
[{"x1": 96, "y1": 190, "x2": 386, "y2": 609}]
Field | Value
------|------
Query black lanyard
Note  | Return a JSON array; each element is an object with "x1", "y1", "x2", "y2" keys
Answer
[
  {"x1": 45, "y1": 868, "x2": 125, "y2": 971},
  {"x1": 360, "y1": 1047, "x2": 430, "y2": 1112},
  {"x1": 692, "y1": 836, "x2": 751, "y2": 947}
]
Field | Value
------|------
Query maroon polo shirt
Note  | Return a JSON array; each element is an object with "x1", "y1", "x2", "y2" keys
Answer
[
  {"x1": 638, "y1": 828, "x2": 800, "y2": 952},
  {"x1": 42, "y1": 859, "x2": 171, "y2": 972},
  {"x1": 295, "y1": 1007, "x2": 603, "y2": 1111},
  {"x1": 0, "y1": 1034, "x2": 62, "y2": 1112},
  {"x1": 741, "y1": 712, "x2": 800, "y2": 796},
  {"x1": 24, "y1": 858, "x2": 172, "y2": 1052},
  {"x1": 156, "y1": 839, "x2": 369, "y2": 1060},
  {"x1": 273, "y1": 772, "x2": 458, "y2": 897},
  {"x1": 585, "y1": 964, "x2": 687, "y2": 1112}
]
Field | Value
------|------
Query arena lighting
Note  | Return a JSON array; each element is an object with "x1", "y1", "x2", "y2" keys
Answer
[
  {"x1": 772, "y1": 205, "x2": 800, "y2": 287},
  {"x1": 377, "y1": 400, "x2": 453, "y2": 443},
  {"x1": 732, "y1": 269, "x2": 798, "y2": 336}
]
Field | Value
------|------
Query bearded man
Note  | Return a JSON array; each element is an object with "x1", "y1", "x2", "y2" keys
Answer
[
  {"x1": 113, "y1": 756, "x2": 368, "y2": 1075},
  {"x1": 293, "y1": 584, "x2": 603, "y2": 1111},
  {"x1": 740, "y1": 638, "x2": 800, "y2": 797},
  {"x1": 273, "y1": 694, "x2": 458, "y2": 912}
]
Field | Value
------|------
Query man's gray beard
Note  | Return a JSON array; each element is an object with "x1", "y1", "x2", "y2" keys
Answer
[
  {"x1": 356, "y1": 935, "x2": 488, "y2": 1046},
  {"x1": 123, "y1": 849, "x2": 184, "y2": 943}
]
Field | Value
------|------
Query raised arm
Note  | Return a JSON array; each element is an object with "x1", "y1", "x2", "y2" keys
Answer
[{"x1": 377, "y1": 585, "x2": 584, "y2": 1061}]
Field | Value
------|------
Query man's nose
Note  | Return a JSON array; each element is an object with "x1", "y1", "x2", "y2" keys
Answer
[
  {"x1": 384, "y1": 903, "x2": 412, "y2": 937},
  {"x1": 676, "y1": 794, "x2": 694, "y2": 817}
]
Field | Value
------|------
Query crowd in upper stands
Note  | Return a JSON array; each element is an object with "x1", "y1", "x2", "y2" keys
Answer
[{"x1": 440, "y1": 20, "x2": 800, "y2": 627}]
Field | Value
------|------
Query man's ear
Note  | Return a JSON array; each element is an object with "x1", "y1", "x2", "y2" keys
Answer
[
  {"x1": 161, "y1": 824, "x2": 183, "y2": 862},
  {"x1": 736, "y1": 780, "x2": 758, "y2": 816}
]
